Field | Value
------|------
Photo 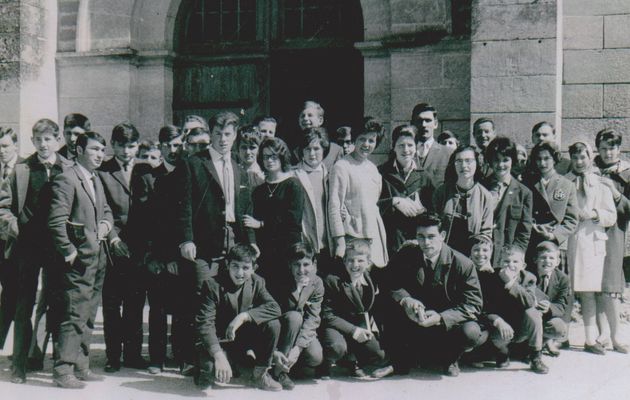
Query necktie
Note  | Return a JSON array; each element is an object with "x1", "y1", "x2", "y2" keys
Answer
[
  {"x1": 424, "y1": 259, "x2": 435, "y2": 286},
  {"x1": 542, "y1": 275, "x2": 550, "y2": 294},
  {"x1": 43, "y1": 162, "x2": 53, "y2": 179},
  {"x1": 88, "y1": 174, "x2": 96, "y2": 200},
  {"x1": 222, "y1": 155, "x2": 232, "y2": 213},
  {"x1": 2, "y1": 164, "x2": 10, "y2": 180}
]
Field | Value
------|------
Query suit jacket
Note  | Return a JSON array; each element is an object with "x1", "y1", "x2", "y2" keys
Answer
[
  {"x1": 58, "y1": 145, "x2": 76, "y2": 161},
  {"x1": 0, "y1": 153, "x2": 73, "y2": 258},
  {"x1": 481, "y1": 176, "x2": 533, "y2": 267},
  {"x1": 173, "y1": 151, "x2": 255, "y2": 260},
  {"x1": 48, "y1": 164, "x2": 113, "y2": 269},
  {"x1": 293, "y1": 163, "x2": 331, "y2": 254},
  {"x1": 535, "y1": 268, "x2": 570, "y2": 321},
  {"x1": 277, "y1": 275, "x2": 324, "y2": 349},
  {"x1": 322, "y1": 271, "x2": 378, "y2": 336},
  {"x1": 388, "y1": 244, "x2": 483, "y2": 330},
  {"x1": 416, "y1": 141, "x2": 453, "y2": 187},
  {"x1": 485, "y1": 270, "x2": 537, "y2": 327},
  {"x1": 526, "y1": 172, "x2": 578, "y2": 246},
  {"x1": 196, "y1": 271, "x2": 281, "y2": 356}
]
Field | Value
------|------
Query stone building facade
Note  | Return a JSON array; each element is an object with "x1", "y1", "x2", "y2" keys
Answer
[{"x1": 0, "y1": 0, "x2": 629, "y2": 156}]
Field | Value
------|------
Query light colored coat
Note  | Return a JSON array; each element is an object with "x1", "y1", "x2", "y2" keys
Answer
[{"x1": 566, "y1": 172, "x2": 617, "y2": 292}]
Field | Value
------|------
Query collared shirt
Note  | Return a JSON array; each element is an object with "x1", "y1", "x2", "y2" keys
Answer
[
  {"x1": 494, "y1": 175, "x2": 511, "y2": 202},
  {"x1": 541, "y1": 274, "x2": 551, "y2": 293},
  {"x1": 115, "y1": 157, "x2": 134, "y2": 186},
  {"x1": 37, "y1": 153, "x2": 58, "y2": 178},
  {"x1": 1, "y1": 153, "x2": 18, "y2": 180},
  {"x1": 350, "y1": 274, "x2": 368, "y2": 290},
  {"x1": 425, "y1": 253, "x2": 440, "y2": 270},
  {"x1": 209, "y1": 146, "x2": 235, "y2": 223},
  {"x1": 418, "y1": 138, "x2": 434, "y2": 159},
  {"x1": 76, "y1": 162, "x2": 96, "y2": 200}
]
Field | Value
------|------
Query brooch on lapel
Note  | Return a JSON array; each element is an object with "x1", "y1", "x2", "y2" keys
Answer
[{"x1": 553, "y1": 189, "x2": 566, "y2": 201}]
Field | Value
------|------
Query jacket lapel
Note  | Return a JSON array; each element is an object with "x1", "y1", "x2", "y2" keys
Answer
[
  {"x1": 297, "y1": 282, "x2": 314, "y2": 309},
  {"x1": 534, "y1": 179, "x2": 550, "y2": 204},
  {"x1": 15, "y1": 163, "x2": 29, "y2": 216},
  {"x1": 342, "y1": 281, "x2": 364, "y2": 312},
  {"x1": 239, "y1": 278, "x2": 254, "y2": 314},
  {"x1": 74, "y1": 166, "x2": 96, "y2": 207},
  {"x1": 201, "y1": 154, "x2": 223, "y2": 195},
  {"x1": 112, "y1": 168, "x2": 130, "y2": 194}
]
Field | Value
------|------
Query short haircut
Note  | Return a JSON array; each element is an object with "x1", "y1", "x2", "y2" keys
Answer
[
  {"x1": 530, "y1": 141, "x2": 561, "y2": 165},
  {"x1": 391, "y1": 124, "x2": 418, "y2": 148},
  {"x1": 485, "y1": 136, "x2": 518, "y2": 166},
  {"x1": 257, "y1": 137, "x2": 292, "y2": 172},
  {"x1": 183, "y1": 115, "x2": 209, "y2": 131},
  {"x1": 415, "y1": 212, "x2": 445, "y2": 232},
  {"x1": 0, "y1": 127, "x2": 17, "y2": 143},
  {"x1": 302, "y1": 101, "x2": 324, "y2": 118},
  {"x1": 111, "y1": 122, "x2": 140, "y2": 144},
  {"x1": 437, "y1": 130, "x2": 458, "y2": 144},
  {"x1": 208, "y1": 111, "x2": 239, "y2": 132},
  {"x1": 226, "y1": 243, "x2": 258, "y2": 264},
  {"x1": 535, "y1": 241, "x2": 559, "y2": 256},
  {"x1": 237, "y1": 125, "x2": 262, "y2": 147},
  {"x1": 76, "y1": 131, "x2": 106, "y2": 151},
  {"x1": 470, "y1": 234, "x2": 493, "y2": 249},
  {"x1": 345, "y1": 238, "x2": 372, "y2": 258},
  {"x1": 333, "y1": 126, "x2": 352, "y2": 141},
  {"x1": 361, "y1": 116, "x2": 385, "y2": 147},
  {"x1": 158, "y1": 125, "x2": 183, "y2": 144},
  {"x1": 444, "y1": 145, "x2": 485, "y2": 184},
  {"x1": 473, "y1": 117, "x2": 495, "y2": 132},
  {"x1": 185, "y1": 127, "x2": 210, "y2": 141},
  {"x1": 287, "y1": 241, "x2": 316, "y2": 263},
  {"x1": 595, "y1": 128, "x2": 622, "y2": 148},
  {"x1": 63, "y1": 113, "x2": 91, "y2": 131},
  {"x1": 253, "y1": 115, "x2": 277, "y2": 126},
  {"x1": 568, "y1": 141, "x2": 592, "y2": 158},
  {"x1": 32, "y1": 118, "x2": 60, "y2": 138},
  {"x1": 298, "y1": 127, "x2": 330, "y2": 158},
  {"x1": 410, "y1": 102, "x2": 437, "y2": 122},
  {"x1": 139, "y1": 139, "x2": 159, "y2": 152},
  {"x1": 531, "y1": 121, "x2": 555, "y2": 136},
  {"x1": 500, "y1": 245, "x2": 525, "y2": 261}
]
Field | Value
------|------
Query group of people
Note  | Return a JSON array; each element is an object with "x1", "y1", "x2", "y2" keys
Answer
[{"x1": 0, "y1": 99, "x2": 627, "y2": 392}]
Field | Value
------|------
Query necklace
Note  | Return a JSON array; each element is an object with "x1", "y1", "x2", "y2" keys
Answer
[{"x1": 267, "y1": 182, "x2": 280, "y2": 198}]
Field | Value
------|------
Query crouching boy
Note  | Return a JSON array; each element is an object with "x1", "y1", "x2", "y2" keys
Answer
[
  {"x1": 195, "y1": 244, "x2": 282, "y2": 391},
  {"x1": 272, "y1": 242, "x2": 324, "y2": 389}
]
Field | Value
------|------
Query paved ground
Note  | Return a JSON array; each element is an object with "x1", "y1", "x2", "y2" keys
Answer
[{"x1": 1, "y1": 307, "x2": 629, "y2": 400}]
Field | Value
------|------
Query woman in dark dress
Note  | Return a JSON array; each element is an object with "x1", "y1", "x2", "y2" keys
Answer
[
  {"x1": 433, "y1": 145, "x2": 494, "y2": 255},
  {"x1": 378, "y1": 124, "x2": 434, "y2": 254},
  {"x1": 243, "y1": 137, "x2": 304, "y2": 283}
]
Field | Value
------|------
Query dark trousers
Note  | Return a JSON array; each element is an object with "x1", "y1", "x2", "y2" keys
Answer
[
  {"x1": 102, "y1": 256, "x2": 146, "y2": 364},
  {"x1": 0, "y1": 257, "x2": 18, "y2": 349},
  {"x1": 385, "y1": 307, "x2": 487, "y2": 370},
  {"x1": 277, "y1": 311, "x2": 323, "y2": 368},
  {"x1": 52, "y1": 247, "x2": 107, "y2": 377},
  {"x1": 197, "y1": 319, "x2": 280, "y2": 387},
  {"x1": 491, "y1": 308, "x2": 543, "y2": 354},
  {"x1": 146, "y1": 269, "x2": 178, "y2": 366},
  {"x1": 321, "y1": 327, "x2": 386, "y2": 367}
]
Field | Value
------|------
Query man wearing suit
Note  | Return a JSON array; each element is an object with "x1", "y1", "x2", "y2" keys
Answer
[
  {"x1": 97, "y1": 122, "x2": 145, "y2": 372},
  {"x1": 0, "y1": 119, "x2": 73, "y2": 383},
  {"x1": 48, "y1": 131, "x2": 113, "y2": 388},
  {"x1": 59, "y1": 113, "x2": 90, "y2": 162},
  {"x1": 375, "y1": 213, "x2": 486, "y2": 378},
  {"x1": 410, "y1": 103, "x2": 453, "y2": 187},
  {"x1": 482, "y1": 137, "x2": 533, "y2": 267},
  {"x1": 0, "y1": 126, "x2": 23, "y2": 350},
  {"x1": 472, "y1": 118, "x2": 497, "y2": 178},
  {"x1": 173, "y1": 111, "x2": 256, "y2": 373}
]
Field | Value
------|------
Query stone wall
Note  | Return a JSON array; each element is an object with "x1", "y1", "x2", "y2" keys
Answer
[
  {"x1": 0, "y1": 0, "x2": 21, "y2": 135},
  {"x1": 563, "y1": 1, "x2": 630, "y2": 151}
]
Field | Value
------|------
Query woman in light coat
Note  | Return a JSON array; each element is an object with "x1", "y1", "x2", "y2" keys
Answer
[{"x1": 566, "y1": 142, "x2": 617, "y2": 355}]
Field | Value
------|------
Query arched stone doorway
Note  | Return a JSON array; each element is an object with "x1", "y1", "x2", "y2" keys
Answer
[{"x1": 172, "y1": 0, "x2": 364, "y2": 137}]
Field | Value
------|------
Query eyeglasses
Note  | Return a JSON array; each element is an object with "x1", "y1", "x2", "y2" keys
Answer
[{"x1": 262, "y1": 154, "x2": 279, "y2": 161}]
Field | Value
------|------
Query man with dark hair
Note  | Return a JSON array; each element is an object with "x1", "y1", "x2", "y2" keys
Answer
[
  {"x1": 48, "y1": 131, "x2": 113, "y2": 388},
  {"x1": 97, "y1": 122, "x2": 146, "y2": 372},
  {"x1": 410, "y1": 103, "x2": 453, "y2": 187},
  {"x1": 374, "y1": 213, "x2": 486, "y2": 378},
  {"x1": 61, "y1": 113, "x2": 91, "y2": 161},
  {"x1": 471, "y1": 117, "x2": 496, "y2": 177}
]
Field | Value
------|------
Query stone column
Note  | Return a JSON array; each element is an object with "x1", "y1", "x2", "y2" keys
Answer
[
  {"x1": 470, "y1": 0, "x2": 559, "y2": 147},
  {"x1": 0, "y1": 0, "x2": 58, "y2": 156}
]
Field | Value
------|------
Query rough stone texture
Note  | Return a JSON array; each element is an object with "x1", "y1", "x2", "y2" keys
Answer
[
  {"x1": 390, "y1": 0, "x2": 449, "y2": 35},
  {"x1": 472, "y1": 2, "x2": 556, "y2": 41},
  {"x1": 562, "y1": 84, "x2": 603, "y2": 119},
  {"x1": 604, "y1": 15, "x2": 630, "y2": 49},
  {"x1": 472, "y1": 39, "x2": 556, "y2": 77},
  {"x1": 363, "y1": 55, "x2": 391, "y2": 121},
  {"x1": 470, "y1": 112, "x2": 555, "y2": 147},
  {"x1": 564, "y1": 0, "x2": 630, "y2": 16},
  {"x1": 57, "y1": 0, "x2": 78, "y2": 52},
  {"x1": 563, "y1": 16, "x2": 603, "y2": 50},
  {"x1": 393, "y1": 87, "x2": 470, "y2": 120},
  {"x1": 604, "y1": 84, "x2": 630, "y2": 118},
  {"x1": 134, "y1": 63, "x2": 173, "y2": 139},
  {"x1": 564, "y1": 49, "x2": 630, "y2": 84},
  {"x1": 440, "y1": 119, "x2": 470, "y2": 144},
  {"x1": 562, "y1": 118, "x2": 630, "y2": 150},
  {"x1": 471, "y1": 76, "x2": 556, "y2": 113},
  {"x1": 360, "y1": 0, "x2": 390, "y2": 41}
]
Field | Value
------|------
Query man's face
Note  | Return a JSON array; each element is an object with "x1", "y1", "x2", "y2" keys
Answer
[
  {"x1": 298, "y1": 107, "x2": 323, "y2": 130},
  {"x1": 290, "y1": 257, "x2": 316, "y2": 287},
  {"x1": 228, "y1": 260, "x2": 255, "y2": 287},
  {"x1": 182, "y1": 120, "x2": 206, "y2": 136},
  {"x1": 343, "y1": 250, "x2": 370, "y2": 282},
  {"x1": 210, "y1": 125, "x2": 236, "y2": 155},
  {"x1": 473, "y1": 122, "x2": 496, "y2": 149},
  {"x1": 63, "y1": 126, "x2": 85, "y2": 155},
  {"x1": 77, "y1": 138, "x2": 106, "y2": 171},
  {"x1": 160, "y1": 136, "x2": 183, "y2": 165},
  {"x1": 258, "y1": 121, "x2": 277, "y2": 138},
  {"x1": 598, "y1": 141, "x2": 620, "y2": 165},
  {"x1": 0, "y1": 135, "x2": 17, "y2": 164},
  {"x1": 186, "y1": 133, "x2": 210, "y2": 155},
  {"x1": 112, "y1": 141, "x2": 139, "y2": 164},
  {"x1": 31, "y1": 132, "x2": 59, "y2": 160},
  {"x1": 416, "y1": 225, "x2": 445, "y2": 259},
  {"x1": 532, "y1": 124, "x2": 556, "y2": 145},
  {"x1": 413, "y1": 111, "x2": 438, "y2": 142},
  {"x1": 138, "y1": 149, "x2": 162, "y2": 168},
  {"x1": 537, "y1": 250, "x2": 559, "y2": 277},
  {"x1": 471, "y1": 243, "x2": 492, "y2": 268}
]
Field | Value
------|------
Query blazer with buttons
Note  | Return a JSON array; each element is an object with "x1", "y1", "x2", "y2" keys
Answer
[{"x1": 535, "y1": 268, "x2": 570, "y2": 321}]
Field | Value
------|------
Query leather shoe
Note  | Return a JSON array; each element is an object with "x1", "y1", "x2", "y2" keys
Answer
[
  {"x1": 180, "y1": 362, "x2": 197, "y2": 376},
  {"x1": 104, "y1": 361, "x2": 121, "y2": 373},
  {"x1": 584, "y1": 343, "x2": 606, "y2": 355},
  {"x1": 75, "y1": 370, "x2": 105, "y2": 382},
  {"x1": 371, "y1": 365, "x2": 395, "y2": 379},
  {"x1": 444, "y1": 361, "x2": 460, "y2": 377},
  {"x1": 147, "y1": 364, "x2": 163, "y2": 375},
  {"x1": 544, "y1": 340, "x2": 561, "y2": 357},
  {"x1": 613, "y1": 343, "x2": 630, "y2": 354},
  {"x1": 54, "y1": 374, "x2": 86, "y2": 389},
  {"x1": 10, "y1": 375, "x2": 26, "y2": 384},
  {"x1": 495, "y1": 354, "x2": 510, "y2": 369},
  {"x1": 530, "y1": 355, "x2": 549, "y2": 374}
]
